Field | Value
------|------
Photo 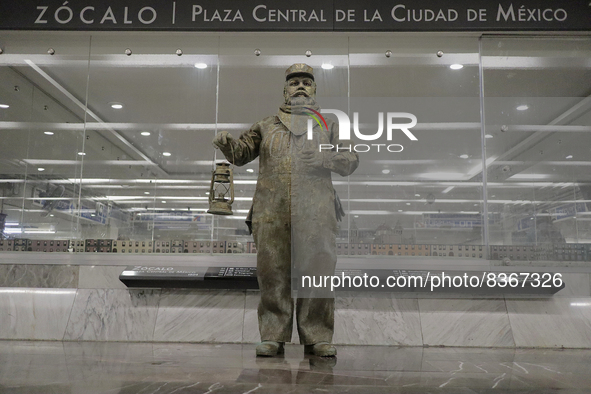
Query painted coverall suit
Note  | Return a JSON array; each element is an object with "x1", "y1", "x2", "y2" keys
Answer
[{"x1": 218, "y1": 108, "x2": 358, "y2": 344}]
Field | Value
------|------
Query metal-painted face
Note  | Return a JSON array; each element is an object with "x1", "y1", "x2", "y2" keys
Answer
[{"x1": 284, "y1": 76, "x2": 316, "y2": 103}]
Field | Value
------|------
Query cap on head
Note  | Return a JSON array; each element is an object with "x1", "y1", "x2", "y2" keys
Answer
[{"x1": 285, "y1": 63, "x2": 314, "y2": 81}]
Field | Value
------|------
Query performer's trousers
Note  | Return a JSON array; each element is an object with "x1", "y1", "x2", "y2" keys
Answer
[{"x1": 252, "y1": 217, "x2": 335, "y2": 345}]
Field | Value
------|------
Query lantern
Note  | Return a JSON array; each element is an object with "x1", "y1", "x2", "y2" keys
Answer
[{"x1": 207, "y1": 162, "x2": 234, "y2": 215}]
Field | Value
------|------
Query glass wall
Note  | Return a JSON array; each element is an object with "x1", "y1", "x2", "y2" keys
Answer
[{"x1": 0, "y1": 31, "x2": 590, "y2": 267}]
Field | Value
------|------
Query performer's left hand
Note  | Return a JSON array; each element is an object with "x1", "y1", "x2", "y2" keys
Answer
[{"x1": 300, "y1": 150, "x2": 325, "y2": 168}]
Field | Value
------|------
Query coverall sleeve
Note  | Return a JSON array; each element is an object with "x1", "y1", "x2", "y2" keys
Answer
[
  {"x1": 322, "y1": 121, "x2": 359, "y2": 177},
  {"x1": 218, "y1": 122, "x2": 262, "y2": 166}
]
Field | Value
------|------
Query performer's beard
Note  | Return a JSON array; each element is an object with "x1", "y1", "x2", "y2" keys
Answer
[{"x1": 285, "y1": 95, "x2": 317, "y2": 107}]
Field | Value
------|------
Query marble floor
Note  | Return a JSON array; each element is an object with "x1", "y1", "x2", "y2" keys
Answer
[{"x1": 1, "y1": 341, "x2": 591, "y2": 394}]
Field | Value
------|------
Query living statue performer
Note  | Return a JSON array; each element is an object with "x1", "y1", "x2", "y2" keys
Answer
[{"x1": 213, "y1": 64, "x2": 359, "y2": 357}]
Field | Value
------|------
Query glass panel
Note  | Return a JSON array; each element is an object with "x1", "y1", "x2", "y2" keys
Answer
[
  {"x1": 0, "y1": 32, "x2": 90, "y2": 250},
  {"x1": 348, "y1": 34, "x2": 484, "y2": 263},
  {"x1": 84, "y1": 33, "x2": 220, "y2": 253},
  {"x1": 482, "y1": 36, "x2": 591, "y2": 266}
]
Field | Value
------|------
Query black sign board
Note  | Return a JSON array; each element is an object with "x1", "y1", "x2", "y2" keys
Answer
[
  {"x1": 1, "y1": 1, "x2": 590, "y2": 31},
  {"x1": 120, "y1": 266, "x2": 565, "y2": 294}
]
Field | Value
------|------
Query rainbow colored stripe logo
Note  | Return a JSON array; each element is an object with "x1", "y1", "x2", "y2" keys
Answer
[{"x1": 304, "y1": 107, "x2": 328, "y2": 131}]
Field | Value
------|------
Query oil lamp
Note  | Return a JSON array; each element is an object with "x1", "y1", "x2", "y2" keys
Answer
[{"x1": 207, "y1": 162, "x2": 234, "y2": 215}]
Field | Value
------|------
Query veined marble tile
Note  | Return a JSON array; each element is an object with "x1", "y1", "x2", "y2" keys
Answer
[
  {"x1": 243, "y1": 292, "x2": 261, "y2": 344},
  {"x1": 551, "y1": 273, "x2": 591, "y2": 297},
  {"x1": 419, "y1": 298, "x2": 515, "y2": 347},
  {"x1": 153, "y1": 290, "x2": 245, "y2": 343},
  {"x1": 0, "y1": 288, "x2": 76, "y2": 340},
  {"x1": 334, "y1": 293, "x2": 423, "y2": 346},
  {"x1": 506, "y1": 297, "x2": 591, "y2": 348},
  {"x1": 0, "y1": 264, "x2": 78, "y2": 288},
  {"x1": 78, "y1": 266, "x2": 127, "y2": 289},
  {"x1": 63, "y1": 289, "x2": 160, "y2": 341}
]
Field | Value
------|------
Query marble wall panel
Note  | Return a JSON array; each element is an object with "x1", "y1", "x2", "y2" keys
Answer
[
  {"x1": 243, "y1": 291, "x2": 261, "y2": 344},
  {"x1": 63, "y1": 289, "x2": 160, "y2": 341},
  {"x1": 419, "y1": 298, "x2": 515, "y2": 347},
  {"x1": 334, "y1": 293, "x2": 423, "y2": 346},
  {"x1": 506, "y1": 297, "x2": 591, "y2": 348},
  {"x1": 78, "y1": 266, "x2": 127, "y2": 289},
  {"x1": 0, "y1": 264, "x2": 78, "y2": 288},
  {"x1": 153, "y1": 290, "x2": 246, "y2": 343},
  {"x1": 0, "y1": 288, "x2": 76, "y2": 340}
]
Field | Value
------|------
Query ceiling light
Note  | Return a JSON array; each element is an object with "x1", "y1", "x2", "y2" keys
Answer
[
  {"x1": 141, "y1": 131, "x2": 151, "y2": 136},
  {"x1": 354, "y1": 215, "x2": 359, "y2": 218},
  {"x1": 382, "y1": 169, "x2": 391, "y2": 174},
  {"x1": 77, "y1": 152, "x2": 86, "y2": 156},
  {"x1": 415, "y1": 194, "x2": 420, "y2": 197},
  {"x1": 162, "y1": 152, "x2": 172, "y2": 157},
  {"x1": 162, "y1": 201, "x2": 166, "y2": 203},
  {"x1": 321, "y1": 63, "x2": 334, "y2": 70},
  {"x1": 450, "y1": 64, "x2": 463, "y2": 70},
  {"x1": 485, "y1": 134, "x2": 493, "y2": 139},
  {"x1": 0, "y1": 104, "x2": 9, "y2": 109},
  {"x1": 566, "y1": 155, "x2": 573, "y2": 159},
  {"x1": 246, "y1": 169, "x2": 254, "y2": 173},
  {"x1": 406, "y1": 202, "x2": 411, "y2": 205},
  {"x1": 194, "y1": 63, "x2": 207, "y2": 69},
  {"x1": 44, "y1": 131, "x2": 54, "y2": 135},
  {"x1": 516, "y1": 105, "x2": 529, "y2": 111},
  {"x1": 37, "y1": 168, "x2": 45, "y2": 171},
  {"x1": 205, "y1": 192, "x2": 210, "y2": 195},
  {"x1": 110, "y1": 102, "x2": 123, "y2": 109},
  {"x1": 459, "y1": 154, "x2": 469, "y2": 159},
  {"x1": 144, "y1": 192, "x2": 150, "y2": 195},
  {"x1": 398, "y1": 209, "x2": 403, "y2": 212},
  {"x1": 49, "y1": 214, "x2": 54, "y2": 217}
]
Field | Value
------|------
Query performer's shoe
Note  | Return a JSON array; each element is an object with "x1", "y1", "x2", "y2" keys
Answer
[
  {"x1": 304, "y1": 342, "x2": 337, "y2": 357},
  {"x1": 256, "y1": 341, "x2": 284, "y2": 357}
]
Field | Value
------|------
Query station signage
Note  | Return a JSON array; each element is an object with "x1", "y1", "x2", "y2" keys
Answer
[{"x1": 1, "y1": 1, "x2": 590, "y2": 31}]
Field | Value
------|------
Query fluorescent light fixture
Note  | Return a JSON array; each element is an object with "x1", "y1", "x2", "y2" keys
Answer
[
  {"x1": 110, "y1": 102, "x2": 123, "y2": 109},
  {"x1": 382, "y1": 169, "x2": 391, "y2": 174},
  {"x1": 246, "y1": 169, "x2": 254, "y2": 173},
  {"x1": 459, "y1": 154, "x2": 469, "y2": 159},
  {"x1": 566, "y1": 155, "x2": 573, "y2": 159},
  {"x1": 485, "y1": 134, "x2": 493, "y2": 139},
  {"x1": 37, "y1": 168, "x2": 45, "y2": 171},
  {"x1": 450, "y1": 64, "x2": 463, "y2": 70},
  {"x1": 0, "y1": 104, "x2": 9, "y2": 109},
  {"x1": 44, "y1": 131, "x2": 54, "y2": 135},
  {"x1": 509, "y1": 174, "x2": 549, "y2": 179},
  {"x1": 141, "y1": 131, "x2": 151, "y2": 136},
  {"x1": 406, "y1": 202, "x2": 411, "y2": 205},
  {"x1": 162, "y1": 201, "x2": 166, "y2": 203},
  {"x1": 162, "y1": 152, "x2": 172, "y2": 157},
  {"x1": 418, "y1": 172, "x2": 464, "y2": 180},
  {"x1": 205, "y1": 192, "x2": 210, "y2": 195},
  {"x1": 414, "y1": 194, "x2": 420, "y2": 197},
  {"x1": 321, "y1": 63, "x2": 334, "y2": 70},
  {"x1": 144, "y1": 191, "x2": 150, "y2": 195},
  {"x1": 194, "y1": 63, "x2": 207, "y2": 69},
  {"x1": 516, "y1": 105, "x2": 529, "y2": 111},
  {"x1": 441, "y1": 186, "x2": 455, "y2": 194},
  {"x1": 77, "y1": 152, "x2": 86, "y2": 156}
]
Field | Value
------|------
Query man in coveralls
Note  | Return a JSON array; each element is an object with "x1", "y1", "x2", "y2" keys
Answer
[{"x1": 213, "y1": 64, "x2": 358, "y2": 357}]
